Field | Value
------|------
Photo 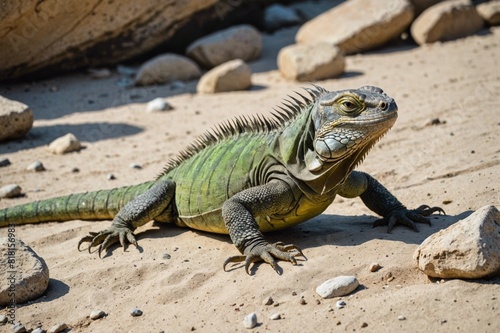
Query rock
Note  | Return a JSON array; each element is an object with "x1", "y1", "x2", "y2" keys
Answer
[
  {"x1": 242, "y1": 312, "x2": 257, "y2": 329},
  {"x1": 11, "y1": 323, "x2": 27, "y2": 333},
  {"x1": 0, "y1": 1, "x2": 258, "y2": 80},
  {"x1": 269, "y1": 313, "x2": 281, "y2": 320},
  {"x1": 0, "y1": 238, "x2": 50, "y2": 306},
  {"x1": 129, "y1": 163, "x2": 142, "y2": 170},
  {"x1": 87, "y1": 68, "x2": 112, "y2": 79},
  {"x1": 0, "y1": 158, "x2": 11, "y2": 167},
  {"x1": 316, "y1": 276, "x2": 359, "y2": 299},
  {"x1": 130, "y1": 307, "x2": 143, "y2": 317},
  {"x1": 262, "y1": 296, "x2": 274, "y2": 306},
  {"x1": 369, "y1": 262, "x2": 381, "y2": 272},
  {"x1": 107, "y1": 173, "x2": 116, "y2": 181},
  {"x1": 197, "y1": 59, "x2": 252, "y2": 94},
  {"x1": 398, "y1": 315, "x2": 406, "y2": 321},
  {"x1": 296, "y1": 0, "x2": 414, "y2": 54},
  {"x1": 32, "y1": 328, "x2": 46, "y2": 333},
  {"x1": 263, "y1": 4, "x2": 302, "y2": 32},
  {"x1": 277, "y1": 43, "x2": 345, "y2": 81},
  {"x1": 48, "y1": 323, "x2": 67, "y2": 333},
  {"x1": 146, "y1": 98, "x2": 173, "y2": 112},
  {"x1": 0, "y1": 185, "x2": 22, "y2": 199},
  {"x1": 410, "y1": 0, "x2": 446, "y2": 15},
  {"x1": 414, "y1": 205, "x2": 500, "y2": 279},
  {"x1": 0, "y1": 96, "x2": 34, "y2": 142},
  {"x1": 26, "y1": 161, "x2": 45, "y2": 172},
  {"x1": 336, "y1": 300, "x2": 346, "y2": 309},
  {"x1": 90, "y1": 309, "x2": 106, "y2": 320},
  {"x1": 0, "y1": 314, "x2": 7, "y2": 324},
  {"x1": 187, "y1": 25, "x2": 262, "y2": 68},
  {"x1": 47, "y1": 133, "x2": 82, "y2": 154},
  {"x1": 410, "y1": 0, "x2": 484, "y2": 45},
  {"x1": 476, "y1": 1, "x2": 500, "y2": 26},
  {"x1": 135, "y1": 54, "x2": 201, "y2": 86}
]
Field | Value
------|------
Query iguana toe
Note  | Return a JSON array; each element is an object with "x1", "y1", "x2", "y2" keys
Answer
[
  {"x1": 373, "y1": 204, "x2": 445, "y2": 233},
  {"x1": 77, "y1": 227, "x2": 137, "y2": 257}
]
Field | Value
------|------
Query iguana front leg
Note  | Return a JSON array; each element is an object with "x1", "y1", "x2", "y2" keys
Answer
[
  {"x1": 222, "y1": 179, "x2": 304, "y2": 275},
  {"x1": 78, "y1": 180, "x2": 175, "y2": 256},
  {"x1": 338, "y1": 171, "x2": 444, "y2": 232}
]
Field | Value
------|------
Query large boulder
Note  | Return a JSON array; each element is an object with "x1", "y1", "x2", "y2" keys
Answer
[
  {"x1": 0, "y1": 96, "x2": 33, "y2": 142},
  {"x1": 410, "y1": 0, "x2": 484, "y2": 45},
  {"x1": 414, "y1": 205, "x2": 500, "y2": 279},
  {"x1": 295, "y1": 0, "x2": 414, "y2": 54},
  {"x1": 0, "y1": 0, "x2": 255, "y2": 80}
]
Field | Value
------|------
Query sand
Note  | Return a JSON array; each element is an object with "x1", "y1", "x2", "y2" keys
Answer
[{"x1": 0, "y1": 25, "x2": 499, "y2": 332}]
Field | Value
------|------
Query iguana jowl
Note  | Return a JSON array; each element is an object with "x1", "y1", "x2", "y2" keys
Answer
[{"x1": 0, "y1": 85, "x2": 443, "y2": 274}]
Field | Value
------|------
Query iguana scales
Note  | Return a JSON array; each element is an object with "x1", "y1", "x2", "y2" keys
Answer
[{"x1": 0, "y1": 85, "x2": 443, "y2": 274}]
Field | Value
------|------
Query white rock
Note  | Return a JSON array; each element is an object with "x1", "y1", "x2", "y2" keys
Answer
[
  {"x1": 269, "y1": 312, "x2": 281, "y2": 320},
  {"x1": 130, "y1": 307, "x2": 143, "y2": 317},
  {"x1": 47, "y1": 133, "x2": 82, "y2": 154},
  {"x1": 0, "y1": 238, "x2": 50, "y2": 306},
  {"x1": 135, "y1": 54, "x2": 201, "y2": 86},
  {"x1": 146, "y1": 98, "x2": 173, "y2": 112},
  {"x1": 410, "y1": 0, "x2": 484, "y2": 45},
  {"x1": 316, "y1": 276, "x2": 359, "y2": 299},
  {"x1": 296, "y1": 0, "x2": 414, "y2": 54},
  {"x1": 242, "y1": 312, "x2": 257, "y2": 329},
  {"x1": 48, "y1": 323, "x2": 67, "y2": 333},
  {"x1": 90, "y1": 309, "x2": 106, "y2": 320},
  {"x1": 0, "y1": 96, "x2": 33, "y2": 142},
  {"x1": 476, "y1": 0, "x2": 500, "y2": 26},
  {"x1": 336, "y1": 300, "x2": 346, "y2": 309},
  {"x1": 0, "y1": 314, "x2": 7, "y2": 324},
  {"x1": 414, "y1": 205, "x2": 500, "y2": 279},
  {"x1": 277, "y1": 42, "x2": 345, "y2": 81},
  {"x1": 197, "y1": 59, "x2": 252, "y2": 94},
  {"x1": 186, "y1": 25, "x2": 262, "y2": 68},
  {"x1": 263, "y1": 4, "x2": 301, "y2": 31},
  {"x1": 26, "y1": 161, "x2": 45, "y2": 172},
  {"x1": 32, "y1": 328, "x2": 46, "y2": 333},
  {"x1": 0, "y1": 184, "x2": 22, "y2": 198}
]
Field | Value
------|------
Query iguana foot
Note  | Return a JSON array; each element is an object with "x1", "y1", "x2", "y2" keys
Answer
[
  {"x1": 78, "y1": 226, "x2": 138, "y2": 257},
  {"x1": 223, "y1": 242, "x2": 306, "y2": 275},
  {"x1": 373, "y1": 204, "x2": 445, "y2": 233}
]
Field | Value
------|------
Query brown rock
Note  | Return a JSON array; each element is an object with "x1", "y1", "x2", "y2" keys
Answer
[
  {"x1": 186, "y1": 25, "x2": 262, "y2": 68},
  {"x1": 277, "y1": 43, "x2": 345, "y2": 81},
  {"x1": 476, "y1": 0, "x2": 500, "y2": 26},
  {"x1": 414, "y1": 205, "x2": 500, "y2": 279},
  {"x1": 295, "y1": 0, "x2": 414, "y2": 54},
  {"x1": 0, "y1": 96, "x2": 33, "y2": 142},
  {"x1": 410, "y1": 0, "x2": 484, "y2": 45},
  {"x1": 135, "y1": 54, "x2": 201, "y2": 86},
  {"x1": 0, "y1": 238, "x2": 50, "y2": 306},
  {"x1": 197, "y1": 59, "x2": 252, "y2": 94}
]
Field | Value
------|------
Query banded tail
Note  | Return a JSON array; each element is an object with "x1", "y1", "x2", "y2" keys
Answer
[{"x1": 0, "y1": 182, "x2": 156, "y2": 227}]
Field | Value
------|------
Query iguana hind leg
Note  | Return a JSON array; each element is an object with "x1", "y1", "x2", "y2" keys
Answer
[
  {"x1": 222, "y1": 179, "x2": 305, "y2": 275},
  {"x1": 78, "y1": 179, "x2": 175, "y2": 257}
]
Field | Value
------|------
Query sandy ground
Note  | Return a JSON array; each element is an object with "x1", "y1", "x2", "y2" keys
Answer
[{"x1": 1, "y1": 25, "x2": 499, "y2": 333}]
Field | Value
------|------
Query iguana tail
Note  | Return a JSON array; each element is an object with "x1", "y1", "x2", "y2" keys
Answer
[{"x1": 0, "y1": 181, "x2": 156, "y2": 227}]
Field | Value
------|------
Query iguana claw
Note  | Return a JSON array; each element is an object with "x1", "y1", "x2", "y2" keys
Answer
[
  {"x1": 223, "y1": 242, "x2": 306, "y2": 275},
  {"x1": 77, "y1": 227, "x2": 138, "y2": 257},
  {"x1": 373, "y1": 204, "x2": 445, "y2": 233}
]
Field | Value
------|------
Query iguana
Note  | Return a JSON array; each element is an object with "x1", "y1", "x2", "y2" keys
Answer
[{"x1": 0, "y1": 85, "x2": 443, "y2": 274}]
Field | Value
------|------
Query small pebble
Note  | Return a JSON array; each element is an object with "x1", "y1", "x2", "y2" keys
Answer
[
  {"x1": 88, "y1": 68, "x2": 112, "y2": 79},
  {"x1": 146, "y1": 98, "x2": 173, "y2": 112},
  {"x1": 130, "y1": 163, "x2": 142, "y2": 169},
  {"x1": 387, "y1": 276, "x2": 395, "y2": 282},
  {"x1": 0, "y1": 314, "x2": 7, "y2": 324},
  {"x1": 162, "y1": 253, "x2": 171, "y2": 259},
  {"x1": 48, "y1": 323, "x2": 67, "y2": 333},
  {"x1": 299, "y1": 296, "x2": 307, "y2": 305},
  {"x1": 0, "y1": 158, "x2": 11, "y2": 167},
  {"x1": 71, "y1": 167, "x2": 80, "y2": 173},
  {"x1": 369, "y1": 262, "x2": 381, "y2": 272},
  {"x1": 130, "y1": 307, "x2": 143, "y2": 317},
  {"x1": 263, "y1": 296, "x2": 274, "y2": 306},
  {"x1": 361, "y1": 322, "x2": 368, "y2": 328},
  {"x1": 116, "y1": 65, "x2": 137, "y2": 76},
  {"x1": 398, "y1": 315, "x2": 406, "y2": 321},
  {"x1": 316, "y1": 276, "x2": 359, "y2": 299},
  {"x1": 27, "y1": 161, "x2": 45, "y2": 172},
  {"x1": 336, "y1": 300, "x2": 346, "y2": 309},
  {"x1": 90, "y1": 309, "x2": 106, "y2": 320},
  {"x1": 32, "y1": 328, "x2": 46, "y2": 333},
  {"x1": 242, "y1": 313, "x2": 257, "y2": 329},
  {"x1": 291, "y1": 291, "x2": 297, "y2": 296},
  {"x1": 107, "y1": 173, "x2": 116, "y2": 180},
  {"x1": 11, "y1": 323, "x2": 27, "y2": 333},
  {"x1": 269, "y1": 313, "x2": 281, "y2": 320},
  {"x1": 0, "y1": 184, "x2": 22, "y2": 198}
]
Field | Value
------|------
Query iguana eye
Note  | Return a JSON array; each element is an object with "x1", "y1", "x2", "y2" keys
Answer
[{"x1": 338, "y1": 97, "x2": 360, "y2": 113}]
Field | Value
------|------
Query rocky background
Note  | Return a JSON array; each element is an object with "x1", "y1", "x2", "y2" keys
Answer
[{"x1": 0, "y1": 0, "x2": 499, "y2": 332}]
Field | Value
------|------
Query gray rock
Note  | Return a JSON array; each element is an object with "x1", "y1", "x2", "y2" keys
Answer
[
  {"x1": 48, "y1": 323, "x2": 67, "y2": 333},
  {"x1": 0, "y1": 158, "x2": 11, "y2": 167},
  {"x1": 26, "y1": 161, "x2": 45, "y2": 172},
  {"x1": 187, "y1": 25, "x2": 262, "y2": 68},
  {"x1": 197, "y1": 59, "x2": 252, "y2": 94},
  {"x1": 0, "y1": 238, "x2": 50, "y2": 306},
  {"x1": 0, "y1": 96, "x2": 33, "y2": 142},
  {"x1": 146, "y1": 98, "x2": 173, "y2": 112},
  {"x1": 90, "y1": 309, "x2": 106, "y2": 320},
  {"x1": 316, "y1": 276, "x2": 359, "y2": 299},
  {"x1": 242, "y1": 312, "x2": 257, "y2": 329},
  {"x1": 336, "y1": 300, "x2": 346, "y2": 309},
  {"x1": 11, "y1": 322, "x2": 27, "y2": 333},
  {"x1": 296, "y1": 0, "x2": 414, "y2": 54},
  {"x1": 47, "y1": 133, "x2": 82, "y2": 154},
  {"x1": 476, "y1": 0, "x2": 500, "y2": 26},
  {"x1": 269, "y1": 312, "x2": 281, "y2": 320},
  {"x1": 410, "y1": 0, "x2": 484, "y2": 45},
  {"x1": 263, "y1": 4, "x2": 302, "y2": 31},
  {"x1": 130, "y1": 307, "x2": 143, "y2": 317},
  {"x1": 135, "y1": 54, "x2": 201, "y2": 86},
  {"x1": 0, "y1": 184, "x2": 22, "y2": 199},
  {"x1": 414, "y1": 205, "x2": 500, "y2": 279},
  {"x1": 277, "y1": 42, "x2": 345, "y2": 81}
]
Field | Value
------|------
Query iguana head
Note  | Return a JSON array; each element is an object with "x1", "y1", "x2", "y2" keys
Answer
[{"x1": 281, "y1": 85, "x2": 397, "y2": 195}]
